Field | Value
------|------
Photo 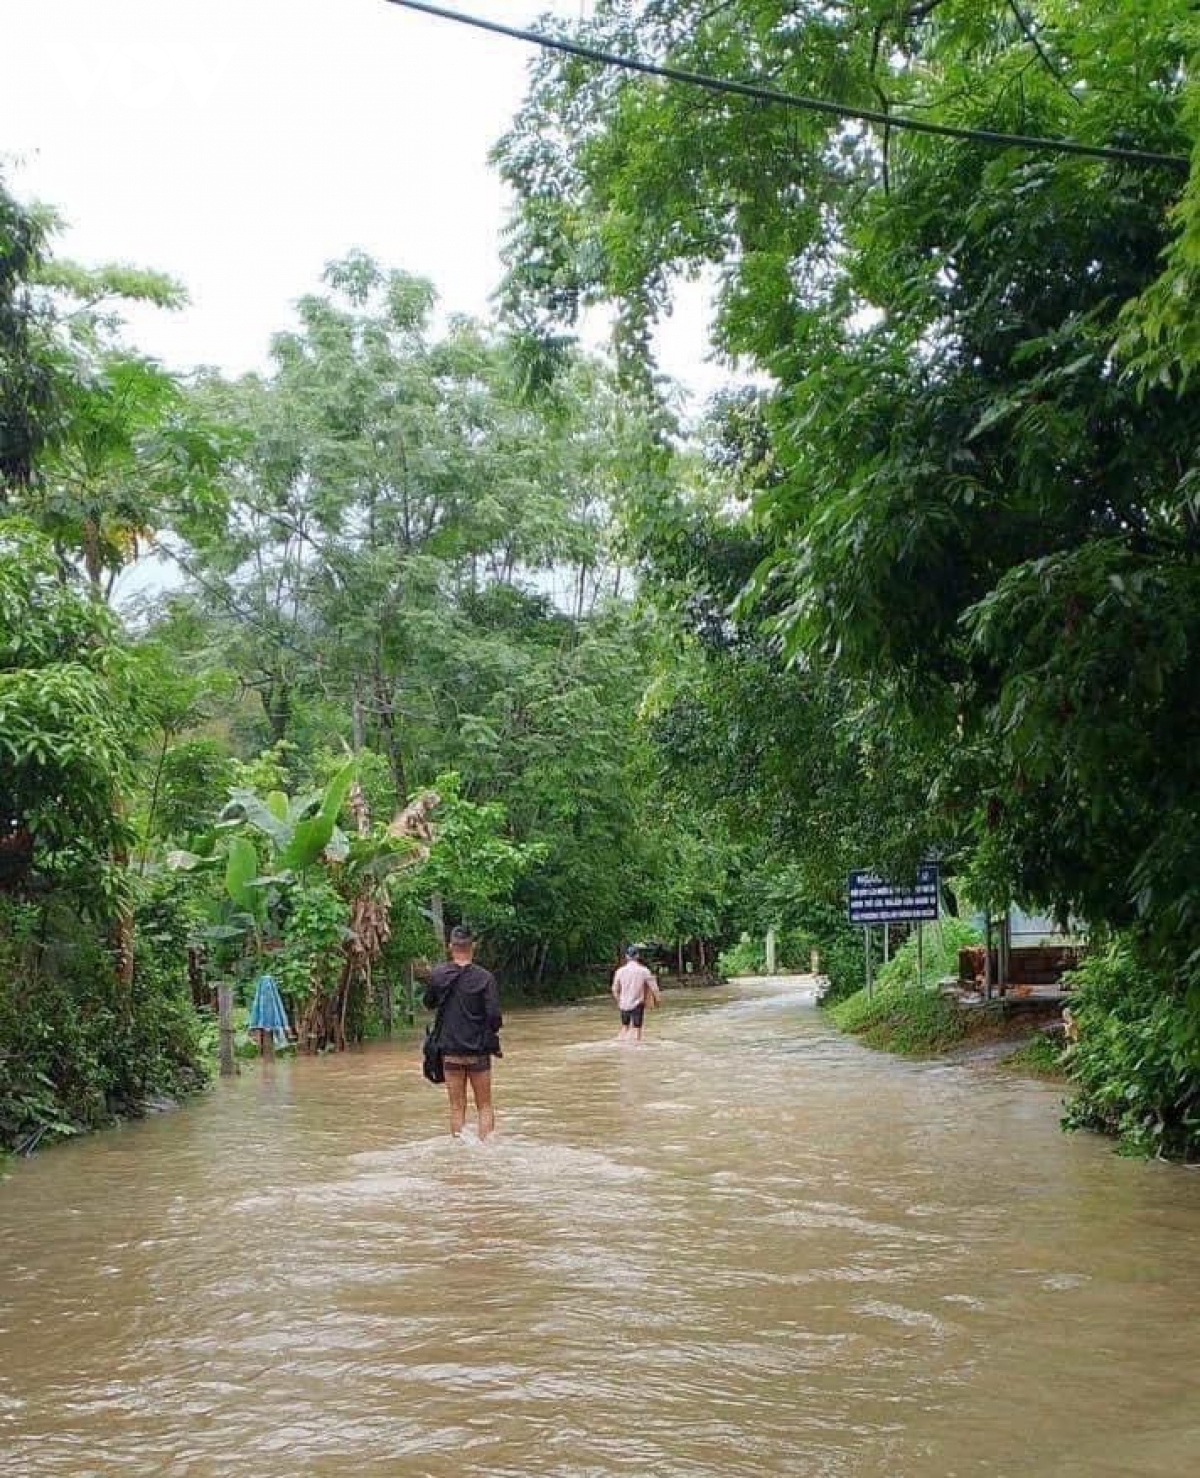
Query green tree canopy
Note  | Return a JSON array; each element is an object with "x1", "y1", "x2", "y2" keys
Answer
[{"x1": 497, "y1": 0, "x2": 1200, "y2": 976}]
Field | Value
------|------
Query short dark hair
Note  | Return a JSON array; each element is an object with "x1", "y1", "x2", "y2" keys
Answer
[{"x1": 449, "y1": 925, "x2": 475, "y2": 945}]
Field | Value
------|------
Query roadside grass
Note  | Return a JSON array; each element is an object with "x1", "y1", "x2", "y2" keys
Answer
[
  {"x1": 826, "y1": 917, "x2": 987, "y2": 1053},
  {"x1": 996, "y1": 1034, "x2": 1068, "y2": 1079},
  {"x1": 829, "y1": 981, "x2": 977, "y2": 1055},
  {"x1": 830, "y1": 979, "x2": 1070, "y2": 1061}
]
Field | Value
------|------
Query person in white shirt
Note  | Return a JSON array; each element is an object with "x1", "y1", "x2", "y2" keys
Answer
[{"x1": 611, "y1": 945, "x2": 661, "y2": 1043}]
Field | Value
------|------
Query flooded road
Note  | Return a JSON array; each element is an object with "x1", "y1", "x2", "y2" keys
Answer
[{"x1": 2, "y1": 977, "x2": 1199, "y2": 1477}]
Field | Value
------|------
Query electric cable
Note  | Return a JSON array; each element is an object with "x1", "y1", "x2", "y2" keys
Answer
[{"x1": 383, "y1": 0, "x2": 1190, "y2": 173}]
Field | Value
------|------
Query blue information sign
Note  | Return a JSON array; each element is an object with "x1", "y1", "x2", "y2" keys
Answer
[{"x1": 847, "y1": 865, "x2": 940, "y2": 925}]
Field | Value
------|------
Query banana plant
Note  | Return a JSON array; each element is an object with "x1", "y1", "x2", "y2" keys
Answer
[
  {"x1": 222, "y1": 758, "x2": 357, "y2": 871},
  {"x1": 168, "y1": 758, "x2": 359, "y2": 960},
  {"x1": 169, "y1": 759, "x2": 357, "y2": 885},
  {"x1": 169, "y1": 759, "x2": 436, "y2": 1048}
]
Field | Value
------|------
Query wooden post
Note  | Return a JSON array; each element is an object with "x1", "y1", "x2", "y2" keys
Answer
[
  {"x1": 217, "y1": 982, "x2": 236, "y2": 1078},
  {"x1": 765, "y1": 928, "x2": 777, "y2": 974},
  {"x1": 381, "y1": 969, "x2": 393, "y2": 1039}
]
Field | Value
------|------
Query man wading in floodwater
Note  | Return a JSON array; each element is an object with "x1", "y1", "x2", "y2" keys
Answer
[
  {"x1": 612, "y1": 945, "x2": 661, "y2": 1044},
  {"x1": 424, "y1": 926, "x2": 503, "y2": 1139}
]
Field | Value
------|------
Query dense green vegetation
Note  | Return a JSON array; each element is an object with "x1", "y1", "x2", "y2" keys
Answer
[
  {"x1": 0, "y1": 171, "x2": 737, "y2": 1152},
  {"x1": 495, "y1": 0, "x2": 1200, "y2": 1156},
  {"x1": 1062, "y1": 943, "x2": 1200, "y2": 1158},
  {"x1": 3, "y1": 0, "x2": 1200, "y2": 1157}
]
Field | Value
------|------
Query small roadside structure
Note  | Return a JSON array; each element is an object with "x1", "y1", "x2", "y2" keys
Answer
[{"x1": 957, "y1": 908, "x2": 1086, "y2": 1003}]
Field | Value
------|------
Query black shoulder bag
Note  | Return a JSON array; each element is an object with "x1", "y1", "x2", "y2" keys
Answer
[{"x1": 422, "y1": 991, "x2": 449, "y2": 1084}]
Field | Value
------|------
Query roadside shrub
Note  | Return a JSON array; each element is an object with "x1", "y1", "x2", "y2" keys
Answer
[
  {"x1": 0, "y1": 884, "x2": 208, "y2": 1155},
  {"x1": 806, "y1": 921, "x2": 865, "y2": 1004},
  {"x1": 1061, "y1": 939, "x2": 1200, "y2": 1160},
  {"x1": 873, "y1": 917, "x2": 982, "y2": 993},
  {"x1": 716, "y1": 934, "x2": 765, "y2": 976}
]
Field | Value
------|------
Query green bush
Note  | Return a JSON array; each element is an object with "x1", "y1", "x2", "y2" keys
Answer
[
  {"x1": 1061, "y1": 940, "x2": 1200, "y2": 1160},
  {"x1": 808, "y1": 922, "x2": 866, "y2": 1004},
  {"x1": 716, "y1": 934, "x2": 766, "y2": 976},
  {"x1": 152, "y1": 738, "x2": 237, "y2": 841},
  {"x1": 873, "y1": 917, "x2": 982, "y2": 993},
  {"x1": 0, "y1": 883, "x2": 209, "y2": 1155}
]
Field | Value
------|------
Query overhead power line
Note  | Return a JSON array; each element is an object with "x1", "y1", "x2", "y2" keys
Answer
[{"x1": 383, "y1": 0, "x2": 1190, "y2": 174}]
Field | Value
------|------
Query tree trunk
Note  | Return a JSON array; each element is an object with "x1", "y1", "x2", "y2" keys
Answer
[
  {"x1": 110, "y1": 792, "x2": 135, "y2": 1001},
  {"x1": 139, "y1": 731, "x2": 171, "y2": 871},
  {"x1": 263, "y1": 676, "x2": 291, "y2": 744},
  {"x1": 217, "y1": 983, "x2": 236, "y2": 1077},
  {"x1": 187, "y1": 945, "x2": 207, "y2": 1009},
  {"x1": 82, "y1": 516, "x2": 103, "y2": 594},
  {"x1": 352, "y1": 685, "x2": 367, "y2": 753},
  {"x1": 380, "y1": 962, "x2": 393, "y2": 1039},
  {"x1": 373, "y1": 667, "x2": 406, "y2": 803}
]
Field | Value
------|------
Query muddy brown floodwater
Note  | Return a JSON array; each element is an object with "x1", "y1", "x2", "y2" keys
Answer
[{"x1": 2, "y1": 978, "x2": 1199, "y2": 1478}]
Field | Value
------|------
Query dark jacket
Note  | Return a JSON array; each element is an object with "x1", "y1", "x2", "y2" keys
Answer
[{"x1": 424, "y1": 961, "x2": 503, "y2": 1057}]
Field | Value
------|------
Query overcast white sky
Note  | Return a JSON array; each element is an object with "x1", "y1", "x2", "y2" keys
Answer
[{"x1": 3, "y1": 0, "x2": 723, "y2": 395}]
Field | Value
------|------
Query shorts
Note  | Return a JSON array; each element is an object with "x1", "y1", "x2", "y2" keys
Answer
[
  {"x1": 442, "y1": 1053, "x2": 491, "y2": 1074},
  {"x1": 619, "y1": 1004, "x2": 645, "y2": 1029}
]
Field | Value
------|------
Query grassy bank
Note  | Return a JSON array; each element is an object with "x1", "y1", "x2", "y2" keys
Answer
[
  {"x1": 831, "y1": 980, "x2": 969, "y2": 1054},
  {"x1": 828, "y1": 978, "x2": 1068, "y2": 1066},
  {"x1": 996, "y1": 1036, "x2": 1068, "y2": 1079},
  {"x1": 827, "y1": 918, "x2": 980, "y2": 1054},
  {"x1": 825, "y1": 917, "x2": 1070, "y2": 1065}
]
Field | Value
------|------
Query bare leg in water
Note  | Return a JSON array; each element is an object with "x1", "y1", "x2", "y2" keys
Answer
[
  {"x1": 444, "y1": 1067, "x2": 469, "y2": 1136},
  {"x1": 468, "y1": 1068, "x2": 495, "y2": 1140}
]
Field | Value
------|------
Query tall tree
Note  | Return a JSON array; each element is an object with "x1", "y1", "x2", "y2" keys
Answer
[
  {"x1": 496, "y1": 0, "x2": 1200, "y2": 976},
  {"x1": 179, "y1": 255, "x2": 657, "y2": 801}
]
